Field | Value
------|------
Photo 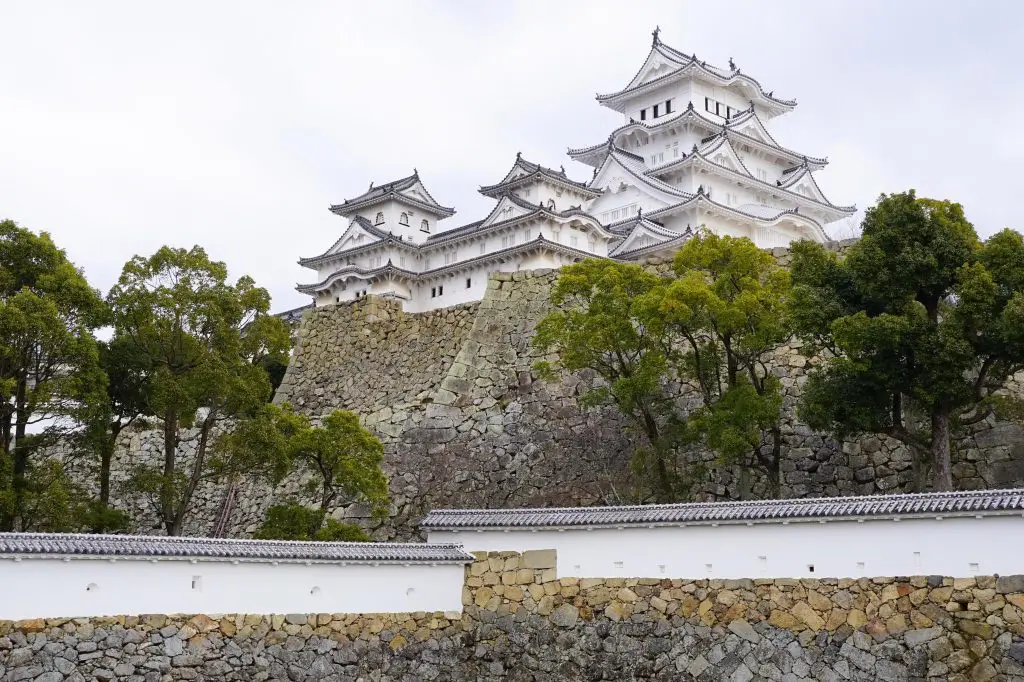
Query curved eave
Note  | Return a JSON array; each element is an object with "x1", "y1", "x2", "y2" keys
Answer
[
  {"x1": 596, "y1": 61, "x2": 796, "y2": 116},
  {"x1": 298, "y1": 235, "x2": 420, "y2": 269},
  {"x1": 329, "y1": 192, "x2": 456, "y2": 219},
  {"x1": 776, "y1": 168, "x2": 856, "y2": 214},
  {"x1": 681, "y1": 153, "x2": 855, "y2": 219},
  {"x1": 643, "y1": 194, "x2": 827, "y2": 241},
  {"x1": 611, "y1": 230, "x2": 694, "y2": 260},
  {"x1": 297, "y1": 237, "x2": 601, "y2": 295},
  {"x1": 479, "y1": 171, "x2": 602, "y2": 199},
  {"x1": 296, "y1": 263, "x2": 420, "y2": 294},
  {"x1": 574, "y1": 108, "x2": 827, "y2": 171},
  {"x1": 602, "y1": 151, "x2": 695, "y2": 201}
]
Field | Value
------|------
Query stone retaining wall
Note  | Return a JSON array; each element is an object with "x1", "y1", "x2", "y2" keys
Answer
[
  {"x1": 92, "y1": 244, "x2": 1024, "y2": 540},
  {"x1": 2, "y1": 551, "x2": 1023, "y2": 681}
]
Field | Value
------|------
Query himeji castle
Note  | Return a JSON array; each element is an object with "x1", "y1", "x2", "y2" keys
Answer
[{"x1": 296, "y1": 28, "x2": 854, "y2": 312}]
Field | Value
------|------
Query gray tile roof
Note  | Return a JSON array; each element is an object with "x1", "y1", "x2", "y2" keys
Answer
[
  {"x1": 421, "y1": 488, "x2": 1024, "y2": 531},
  {"x1": 0, "y1": 533, "x2": 473, "y2": 564}
]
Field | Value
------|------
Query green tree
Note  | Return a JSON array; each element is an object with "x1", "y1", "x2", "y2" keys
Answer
[
  {"x1": 254, "y1": 503, "x2": 370, "y2": 542},
  {"x1": 533, "y1": 259, "x2": 687, "y2": 502},
  {"x1": 0, "y1": 219, "x2": 107, "y2": 531},
  {"x1": 220, "y1": 404, "x2": 390, "y2": 538},
  {"x1": 790, "y1": 191, "x2": 1024, "y2": 491},
  {"x1": 77, "y1": 336, "x2": 150, "y2": 532},
  {"x1": 658, "y1": 233, "x2": 791, "y2": 497},
  {"x1": 107, "y1": 245, "x2": 290, "y2": 535}
]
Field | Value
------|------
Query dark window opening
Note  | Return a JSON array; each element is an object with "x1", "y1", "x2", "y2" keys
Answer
[
  {"x1": 399, "y1": 212, "x2": 409, "y2": 226},
  {"x1": 665, "y1": 99, "x2": 673, "y2": 114},
  {"x1": 420, "y1": 219, "x2": 429, "y2": 232},
  {"x1": 652, "y1": 103, "x2": 660, "y2": 118},
  {"x1": 466, "y1": 278, "x2": 472, "y2": 289},
  {"x1": 705, "y1": 97, "x2": 711, "y2": 112},
  {"x1": 374, "y1": 211, "x2": 384, "y2": 225},
  {"x1": 639, "y1": 108, "x2": 646, "y2": 121},
  {"x1": 430, "y1": 287, "x2": 436, "y2": 298},
  {"x1": 438, "y1": 285, "x2": 444, "y2": 296}
]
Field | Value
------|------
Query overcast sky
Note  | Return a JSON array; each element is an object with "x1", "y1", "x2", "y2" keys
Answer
[{"x1": 2, "y1": 1, "x2": 1022, "y2": 313}]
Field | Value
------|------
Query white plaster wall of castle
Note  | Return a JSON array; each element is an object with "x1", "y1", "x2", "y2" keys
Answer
[
  {"x1": 0, "y1": 557, "x2": 466, "y2": 621},
  {"x1": 428, "y1": 515, "x2": 1024, "y2": 580}
]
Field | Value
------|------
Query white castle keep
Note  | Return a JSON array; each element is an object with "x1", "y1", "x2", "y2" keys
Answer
[{"x1": 296, "y1": 29, "x2": 855, "y2": 313}]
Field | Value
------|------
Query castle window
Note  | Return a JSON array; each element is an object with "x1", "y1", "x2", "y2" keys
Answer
[
  {"x1": 705, "y1": 97, "x2": 711, "y2": 113},
  {"x1": 375, "y1": 212, "x2": 384, "y2": 225},
  {"x1": 570, "y1": 235, "x2": 578, "y2": 247},
  {"x1": 546, "y1": 199, "x2": 555, "y2": 210},
  {"x1": 665, "y1": 99, "x2": 673, "y2": 114},
  {"x1": 652, "y1": 103, "x2": 660, "y2": 118},
  {"x1": 466, "y1": 278, "x2": 472, "y2": 289},
  {"x1": 525, "y1": 229, "x2": 531, "y2": 241},
  {"x1": 479, "y1": 243, "x2": 486, "y2": 255},
  {"x1": 757, "y1": 168, "x2": 768, "y2": 182},
  {"x1": 438, "y1": 285, "x2": 444, "y2": 296},
  {"x1": 431, "y1": 287, "x2": 436, "y2": 298},
  {"x1": 399, "y1": 212, "x2": 409, "y2": 226},
  {"x1": 420, "y1": 219, "x2": 429, "y2": 232},
  {"x1": 588, "y1": 239, "x2": 596, "y2": 252},
  {"x1": 639, "y1": 108, "x2": 646, "y2": 121}
]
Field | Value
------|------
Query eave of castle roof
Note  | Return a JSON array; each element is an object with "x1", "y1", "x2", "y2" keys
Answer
[
  {"x1": 0, "y1": 533, "x2": 473, "y2": 564},
  {"x1": 595, "y1": 39, "x2": 796, "y2": 113},
  {"x1": 421, "y1": 488, "x2": 1024, "y2": 530},
  {"x1": 329, "y1": 172, "x2": 456, "y2": 218}
]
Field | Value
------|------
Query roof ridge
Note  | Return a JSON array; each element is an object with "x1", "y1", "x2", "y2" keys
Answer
[{"x1": 425, "y1": 487, "x2": 1024, "y2": 516}]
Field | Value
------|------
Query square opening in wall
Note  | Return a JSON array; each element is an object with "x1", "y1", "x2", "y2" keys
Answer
[{"x1": 191, "y1": 576, "x2": 202, "y2": 591}]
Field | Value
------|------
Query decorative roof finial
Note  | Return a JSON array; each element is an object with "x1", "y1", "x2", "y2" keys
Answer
[
  {"x1": 697, "y1": 184, "x2": 704, "y2": 195},
  {"x1": 516, "y1": 151, "x2": 522, "y2": 160},
  {"x1": 413, "y1": 167, "x2": 418, "y2": 176},
  {"x1": 652, "y1": 26, "x2": 661, "y2": 46},
  {"x1": 637, "y1": 206, "x2": 643, "y2": 218},
  {"x1": 729, "y1": 57, "x2": 736, "y2": 71},
  {"x1": 692, "y1": 143, "x2": 698, "y2": 153},
  {"x1": 369, "y1": 181, "x2": 374, "y2": 189},
  {"x1": 686, "y1": 101, "x2": 694, "y2": 111},
  {"x1": 560, "y1": 164, "x2": 565, "y2": 175}
]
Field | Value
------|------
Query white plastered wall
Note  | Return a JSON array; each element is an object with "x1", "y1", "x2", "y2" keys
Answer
[
  {"x1": 428, "y1": 515, "x2": 1024, "y2": 580},
  {"x1": 0, "y1": 558, "x2": 466, "y2": 621}
]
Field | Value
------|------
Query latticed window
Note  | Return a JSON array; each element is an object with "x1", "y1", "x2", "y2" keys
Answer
[
  {"x1": 399, "y1": 213, "x2": 409, "y2": 226},
  {"x1": 375, "y1": 212, "x2": 384, "y2": 225},
  {"x1": 421, "y1": 219, "x2": 429, "y2": 232}
]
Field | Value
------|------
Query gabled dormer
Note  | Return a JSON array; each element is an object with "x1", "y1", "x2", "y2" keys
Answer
[
  {"x1": 328, "y1": 171, "x2": 456, "y2": 245},
  {"x1": 479, "y1": 153, "x2": 601, "y2": 212}
]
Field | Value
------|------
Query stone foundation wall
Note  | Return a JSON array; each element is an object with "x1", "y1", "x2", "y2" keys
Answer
[
  {"x1": 3, "y1": 551, "x2": 1023, "y2": 681},
  {"x1": 91, "y1": 246, "x2": 1024, "y2": 540}
]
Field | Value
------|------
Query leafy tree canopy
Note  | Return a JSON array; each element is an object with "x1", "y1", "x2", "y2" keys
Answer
[
  {"x1": 0, "y1": 219, "x2": 107, "y2": 531},
  {"x1": 790, "y1": 191, "x2": 1024, "y2": 490},
  {"x1": 107, "y1": 245, "x2": 290, "y2": 535},
  {"x1": 220, "y1": 404, "x2": 389, "y2": 521}
]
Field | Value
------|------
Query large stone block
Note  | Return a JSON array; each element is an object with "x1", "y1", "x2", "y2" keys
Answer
[{"x1": 521, "y1": 549, "x2": 556, "y2": 570}]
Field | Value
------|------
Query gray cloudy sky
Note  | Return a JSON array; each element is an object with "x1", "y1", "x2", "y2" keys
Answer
[{"x1": 2, "y1": 1, "x2": 1022, "y2": 313}]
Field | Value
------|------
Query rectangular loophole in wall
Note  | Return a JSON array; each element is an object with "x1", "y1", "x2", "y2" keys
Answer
[
  {"x1": 613, "y1": 561, "x2": 623, "y2": 569},
  {"x1": 969, "y1": 562, "x2": 979, "y2": 573},
  {"x1": 191, "y1": 576, "x2": 202, "y2": 592}
]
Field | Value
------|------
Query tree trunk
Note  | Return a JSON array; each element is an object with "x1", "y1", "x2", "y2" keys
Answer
[
  {"x1": 931, "y1": 408, "x2": 953, "y2": 492},
  {"x1": 12, "y1": 377, "x2": 29, "y2": 531},
  {"x1": 766, "y1": 426, "x2": 782, "y2": 499},
  {"x1": 639, "y1": 408, "x2": 673, "y2": 503},
  {"x1": 99, "y1": 425, "x2": 121, "y2": 507},
  {"x1": 161, "y1": 413, "x2": 178, "y2": 535},
  {"x1": 170, "y1": 414, "x2": 215, "y2": 536}
]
